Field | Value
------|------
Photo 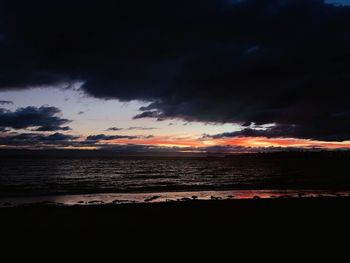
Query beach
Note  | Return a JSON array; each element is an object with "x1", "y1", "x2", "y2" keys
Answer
[{"x1": 2, "y1": 196, "x2": 350, "y2": 248}]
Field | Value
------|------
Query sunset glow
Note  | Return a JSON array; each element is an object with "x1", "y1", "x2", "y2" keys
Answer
[{"x1": 70, "y1": 135, "x2": 350, "y2": 152}]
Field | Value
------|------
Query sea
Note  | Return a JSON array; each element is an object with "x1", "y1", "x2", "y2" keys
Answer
[{"x1": 1, "y1": 152, "x2": 350, "y2": 206}]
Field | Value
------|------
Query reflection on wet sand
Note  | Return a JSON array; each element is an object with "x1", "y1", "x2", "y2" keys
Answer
[{"x1": 1, "y1": 189, "x2": 350, "y2": 207}]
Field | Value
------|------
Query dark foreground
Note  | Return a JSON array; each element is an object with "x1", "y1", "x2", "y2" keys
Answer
[{"x1": 1, "y1": 197, "x2": 350, "y2": 254}]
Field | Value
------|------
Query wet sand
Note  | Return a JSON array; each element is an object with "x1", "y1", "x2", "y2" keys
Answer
[
  {"x1": 1, "y1": 196, "x2": 350, "y2": 251},
  {"x1": 2, "y1": 189, "x2": 350, "y2": 207}
]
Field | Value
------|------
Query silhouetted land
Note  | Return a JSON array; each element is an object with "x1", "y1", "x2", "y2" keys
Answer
[{"x1": 1, "y1": 148, "x2": 349, "y2": 158}]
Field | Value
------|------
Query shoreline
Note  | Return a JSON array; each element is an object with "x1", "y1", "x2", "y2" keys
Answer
[{"x1": 2, "y1": 188, "x2": 350, "y2": 208}]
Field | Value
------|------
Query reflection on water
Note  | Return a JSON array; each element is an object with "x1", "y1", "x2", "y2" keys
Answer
[{"x1": 0, "y1": 154, "x2": 350, "y2": 198}]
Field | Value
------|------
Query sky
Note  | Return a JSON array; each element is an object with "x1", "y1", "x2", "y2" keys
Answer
[
  {"x1": 325, "y1": 0, "x2": 350, "y2": 5},
  {"x1": 1, "y1": 0, "x2": 350, "y2": 153}
]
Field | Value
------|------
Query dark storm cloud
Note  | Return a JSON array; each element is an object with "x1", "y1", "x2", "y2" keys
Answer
[
  {"x1": 204, "y1": 124, "x2": 298, "y2": 138},
  {"x1": 204, "y1": 126, "x2": 290, "y2": 139},
  {"x1": 0, "y1": 100, "x2": 13, "y2": 105},
  {"x1": 0, "y1": 132, "x2": 78, "y2": 147},
  {"x1": 0, "y1": 132, "x2": 148, "y2": 148},
  {"x1": 0, "y1": 106, "x2": 71, "y2": 131},
  {"x1": 86, "y1": 134, "x2": 138, "y2": 141},
  {"x1": 206, "y1": 122, "x2": 350, "y2": 141},
  {"x1": 35, "y1": 125, "x2": 71, "y2": 132},
  {"x1": 0, "y1": 128, "x2": 154, "y2": 147},
  {"x1": 43, "y1": 133, "x2": 78, "y2": 141},
  {"x1": 133, "y1": 111, "x2": 164, "y2": 120},
  {"x1": 1, "y1": 0, "x2": 350, "y2": 141}
]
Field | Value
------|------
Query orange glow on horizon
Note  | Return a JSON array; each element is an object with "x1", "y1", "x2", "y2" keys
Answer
[
  {"x1": 96, "y1": 135, "x2": 350, "y2": 150},
  {"x1": 107, "y1": 136, "x2": 204, "y2": 148},
  {"x1": 212, "y1": 137, "x2": 350, "y2": 149}
]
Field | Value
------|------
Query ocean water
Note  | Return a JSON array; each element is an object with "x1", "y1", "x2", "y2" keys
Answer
[{"x1": 1, "y1": 153, "x2": 350, "y2": 199}]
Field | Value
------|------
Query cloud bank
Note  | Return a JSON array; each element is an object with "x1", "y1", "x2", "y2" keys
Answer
[
  {"x1": 0, "y1": 100, "x2": 13, "y2": 105},
  {"x1": 0, "y1": 106, "x2": 71, "y2": 131}
]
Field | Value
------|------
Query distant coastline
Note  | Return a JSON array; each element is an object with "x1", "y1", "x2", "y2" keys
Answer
[{"x1": 0, "y1": 148, "x2": 349, "y2": 158}]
